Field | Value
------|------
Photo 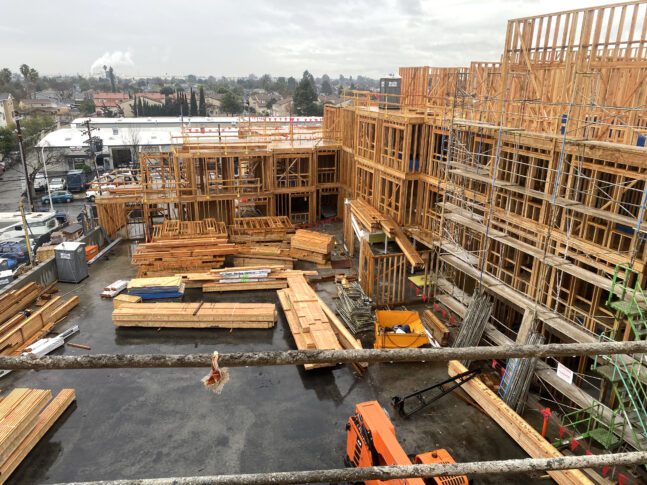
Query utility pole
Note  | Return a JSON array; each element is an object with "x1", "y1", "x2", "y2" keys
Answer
[
  {"x1": 82, "y1": 119, "x2": 102, "y2": 195},
  {"x1": 14, "y1": 112, "x2": 33, "y2": 212},
  {"x1": 18, "y1": 200, "x2": 34, "y2": 267}
]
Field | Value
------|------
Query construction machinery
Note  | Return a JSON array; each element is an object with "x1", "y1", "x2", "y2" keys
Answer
[
  {"x1": 345, "y1": 401, "x2": 468, "y2": 484},
  {"x1": 391, "y1": 369, "x2": 481, "y2": 418}
]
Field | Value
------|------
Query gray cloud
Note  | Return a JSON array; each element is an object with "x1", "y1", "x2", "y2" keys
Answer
[{"x1": 2, "y1": 0, "x2": 600, "y2": 78}]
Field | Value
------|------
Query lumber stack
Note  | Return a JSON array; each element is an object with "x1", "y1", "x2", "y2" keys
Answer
[
  {"x1": 0, "y1": 283, "x2": 41, "y2": 324},
  {"x1": 228, "y1": 216, "x2": 294, "y2": 243},
  {"x1": 113, "y1": 302, "x2": 276, "y2": 328},
  {"x1": 423, "y1": 309, "x2": 450, "y2": 346},
  {"x1": 0, "y1": 296, "x2": 79, "y2": 355},
  {"x1": 234, "y1": 244, "x2": 295, "y2": 269},
  {"x1": 131, "y1": 238, "x2": 238, "y2": 277},
  {"x1": 0, "y1": 388, "x2": 76, "y2": 484},
  {"x1": 290, "y1": 229, "x2": 334, "y2": 264},
  {"x1": 180, "y1": 266, "x2": 316, "y2": 292},
  {"x1": 127, "y1": 276, "x2": 185, "y2": 300},
  {"x1": 277, "y1": 274, "x2": 343, "y2": 370}
]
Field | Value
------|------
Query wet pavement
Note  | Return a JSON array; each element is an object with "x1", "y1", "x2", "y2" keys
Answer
[{"x1": 3, "y1": 236, "x2": 541, "y2": 484}]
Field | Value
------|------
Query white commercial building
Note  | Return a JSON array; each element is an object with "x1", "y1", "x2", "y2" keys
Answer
[{"x1": 37, "y1": 116, "x2": 322, "y2": 171}]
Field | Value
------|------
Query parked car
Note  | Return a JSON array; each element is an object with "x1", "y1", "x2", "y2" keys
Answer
[
  {"x1": 34, "y1": 173, "x2": 48, "y2": 192},
  {"x1": 49, "y1": 177, "x2": 66, "y2": 191},
  {"x1": 41, "y1": 190, "x2": 74, "y2": 204}
]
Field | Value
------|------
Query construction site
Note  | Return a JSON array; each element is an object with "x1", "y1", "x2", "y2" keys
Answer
[{"x1": 1, "y1": 1, "x2": 647, "y2": 484}]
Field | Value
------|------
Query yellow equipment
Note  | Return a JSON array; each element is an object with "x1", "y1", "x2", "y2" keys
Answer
[{"x1": 374, "y1": 310, "x2": 429, "y2": 349}]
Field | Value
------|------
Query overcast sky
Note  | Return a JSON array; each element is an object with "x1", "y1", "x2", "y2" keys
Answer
[{"x1": 3, "y1": 0, "x2": 602, "y2": 78}]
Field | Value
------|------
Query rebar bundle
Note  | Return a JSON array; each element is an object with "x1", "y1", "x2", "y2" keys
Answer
[
  {"x1": 498, "y1": 332, "x2": 545, "y2": 413},
  {"x1": 335, "y1": 280, "x2": 374, "y2": 335},
  {"x1": 452, "y1": 291, "x2": 493, "y2": 365}
]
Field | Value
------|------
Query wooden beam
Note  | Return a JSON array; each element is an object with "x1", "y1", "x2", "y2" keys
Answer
[{"x1": 448, "y1": 360, "x2": 592, "y2": 485}]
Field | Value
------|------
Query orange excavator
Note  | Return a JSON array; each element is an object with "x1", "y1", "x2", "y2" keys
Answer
[{"x1": 345, "y1": 401, "x2": 469, "y2": 485}]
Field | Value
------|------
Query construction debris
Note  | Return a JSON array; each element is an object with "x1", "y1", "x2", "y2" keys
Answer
[
  {"x1": 290, "y1": 229, "x2": 334, "y2": 264},
  {"x1": 0, "y1": 388, "x2": 76, "y2": 484},
  {"x1": 113, "y1": 302, "x2": 277, "y2": 329},
  {"x1": 127, "y1": 276, "x2": 185, "y2": 300},
  {"x1": 335, "y1": 276, "x2": 373, "y2": 335}
]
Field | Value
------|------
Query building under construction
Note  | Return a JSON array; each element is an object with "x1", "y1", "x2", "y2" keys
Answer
[{"x1": 7, "y1": 1, "x2": 639, "y2": 483}]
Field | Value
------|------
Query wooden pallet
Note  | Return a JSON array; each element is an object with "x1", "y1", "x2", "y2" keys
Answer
[
  {"x1": 113, "y1": 302, "x2": 277, "y2": 328},
  {"x1": 151, "y1": 219, "x2": 227, "y2": 241},
  {"x1": 0, "y1": 389, "x2": 76, "y2": 484},
  {"x1": 228, "y1": 216, "x2": 295, "y2": 243}
]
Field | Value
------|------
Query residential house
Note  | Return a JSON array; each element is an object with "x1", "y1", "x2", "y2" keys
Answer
[
  {"x1": 93, "y1": 92, "x2": 130, "y2": 115},
  {"x1": 0, "y1": 93, "x2": 14, "y2": 128},
  {"x1": 19, "y1": 98, "x2": 70, "y2": 117},
  {"x1": 248, "y1": 92, "x2": 277, "y2": 114},
  {"x1": 271, "y1": 97, "x2": 293, "y2": 116},
  {"x1": 205, "y1": 94, "x2": 224, "y2": 116}
]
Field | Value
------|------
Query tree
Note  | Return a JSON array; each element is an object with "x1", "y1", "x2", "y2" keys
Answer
[
  {"x1": 260, "y1": 74, "x2": 272, "y2": 91},
  {"x1": 321, "y1": 78, "x2": 333, "y2": 95},
  {"x1": 0, "y1": 68, "x2": 11, "y2": 85},
  {"x1": 160, "y1": 86, "x2": 174, "y2": 96},
  {"x1": 190, "y1": 88, "x2": 198, "y2": 116},
  {"x1": 108, "y1": 67, "x2": 116, "y2": 92},
  {"x1": 0, "y1": 126, "x2": 17, "y2": 157},
  {"x1": 28, "y1": 68, "x2": 38, "y2": 83},
  {"x1": 287, "y1": 76, "x2": 297, "y2": 93},
  {"x1": 274, "y1": 76, "x2": 288, "y2": 95},
  {"x1": 79, "y1": 98, "x2": 96, "y2": 115},
  {"x1": 19, "y1": 64, "x2": 30, "y2": 81},
  {"x1": 220, "y1": 90, "x2": 243, "y2": 115},
  {"x1": 198, "y1": 86, "x2": 206, "y2": 116},
  {"x1": 293, "y1": 70, "x2": 322, "y2": 116}
]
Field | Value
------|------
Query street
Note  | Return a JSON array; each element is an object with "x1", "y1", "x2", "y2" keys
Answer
[{"x1": 0, "y1": 160, "x2": 86, "y2": 221}]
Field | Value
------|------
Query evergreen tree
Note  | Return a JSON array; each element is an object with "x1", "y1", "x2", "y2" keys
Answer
[
  {"x1": 190, "y1": 88, "x2": 198, "y2": 116},
  {"x1": 198, "y1": 86, "x2": 206, "y2": 116},
  {"x1": 287, "y1": 76, "x2": 297, "y2": 93},
  {"x1": 293, "y1": 70, "x2": 321, "y2": 116}
]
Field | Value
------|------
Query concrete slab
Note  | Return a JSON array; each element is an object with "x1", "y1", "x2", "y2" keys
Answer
[{"x1": 3, "y1": 236, "x2": 541, "y2": 484}]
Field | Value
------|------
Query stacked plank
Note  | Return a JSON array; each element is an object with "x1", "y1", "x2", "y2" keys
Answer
[
  {"x1": 277, "y1": 274, "x2": 366, "y2": 372},
  {"x1": 132, "y1": 238, "x2": 238, "y2": 277},
  {"x1": 349, "y1": 199, "x2": 424, "y2": 268},
  {"x1": 0, "y1": 388, "x2": 76, "y2": 484},
  {"x1": 234, "y1": 244, "x2": 295, "y2": 269},
  {"x1": 228, "y1": 216, "x2": 294, "y2": 243},
  {"x1": 0, "y1": 283, "x2": 41, "y2": 324},
  {"x1": 0, "y1": 296, "x2": 79, "y2": 355},
  {"x1": 127, "y1": 276, "x2": 185, "y2": 300},
  {"x1": 180, "y1": 266, "x2": 316, "y2": 292},
  {"x1": 113, "y1": 301, "x2": 276, "y2": 328},
  {"x1": 289, "y1": 229, "x2": 334, "y2": 264}
]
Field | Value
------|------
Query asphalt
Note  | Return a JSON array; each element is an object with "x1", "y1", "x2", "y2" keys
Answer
[{"x1": 2, "y1": 234, "x2": 541, "y2": 485}]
